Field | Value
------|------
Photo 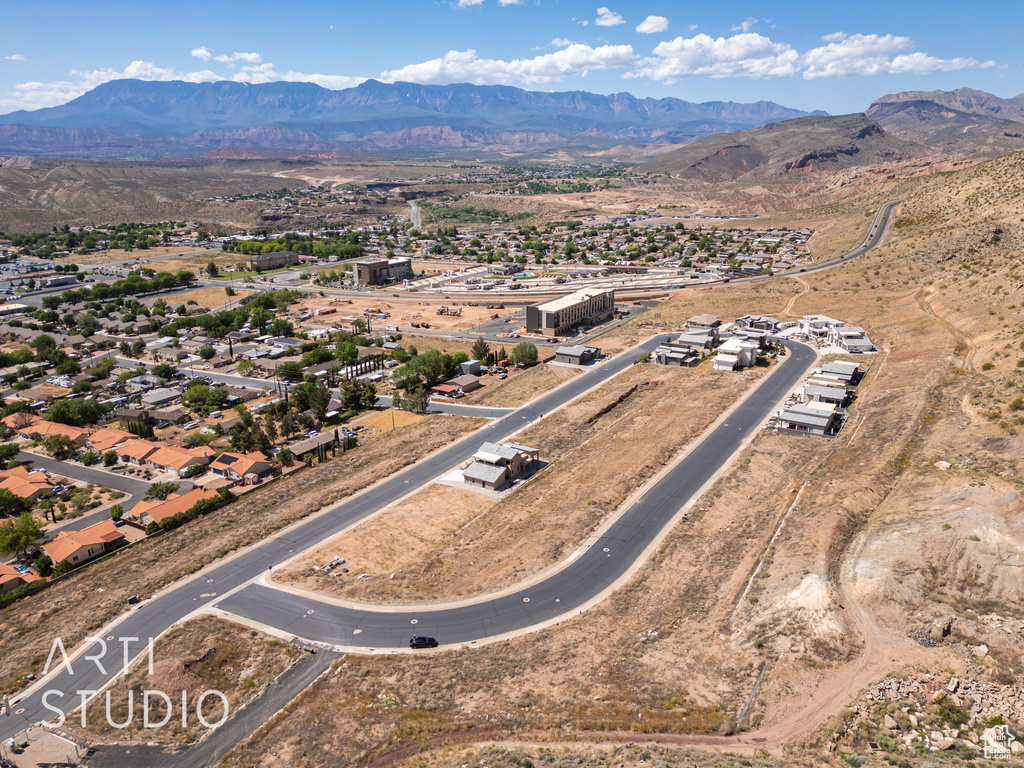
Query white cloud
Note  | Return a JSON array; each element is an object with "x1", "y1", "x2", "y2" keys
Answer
[
  {"x1": 498, "y1": 0, "x2": 523, "y2": 5},
  {"x1": 799, "y1": 33, "x2": 984, "y2": 79},
  {"x1": 457, "y1": 0, "x2": 485, "y2": 6},
  {"x1": 631, "y1": 32, "x2": 800, "y2": 81},
  {"x1": 687, "y1": 24, "x2": 698, "y2": 31},
  {"x1": 191, "y1": 46, "x2": 213, "y2": 61},
  {"x1": 214, "y1": 51, "x2": 262, "y2": 64},
  {"x1": 635, "y1": 15, "x2": 669, "y2": 34},
  {"x1": 5, "y1": 54, "x2": 27, "y2": 61},
  {"x1": 730, "y1": 17, "x2": 759, "y2": 33},
  {"x1": 551, "y1": 38, "x2": 575, "y2": 48},
  {"x1": 227, "y1": 63, "x2": 364, "y2": 89},
  {"x1": 380, "y1": 44, "x2": 637, "y2": 86},
  {"x1": 595, "y1": 7, "x2": 625, "y2": 27},
  {"x1": 821, "y1": 32, "x2": 847, "y2": 43}
]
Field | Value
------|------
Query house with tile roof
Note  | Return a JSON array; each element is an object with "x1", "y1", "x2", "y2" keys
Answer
[
  {"x1": 0, "y1": 562, "x2": 31, "y2": 594},
  {"x1": 145, "y1": 446, "x2": 211, "y2": 477},
  {"x1": 0, "y1": 472, "x2": 53, "y2": 502},
  {"x1": 116, "y1": 439, "x2": 161, "y2": 465},
  {"x1": 18, "y1": 420, "x2": 88, "y2": 445},
  {"x1": 1, "y1": 411, "x2": 42, "y2": 432},
  {"x1": 134, "y1": 487, "x2": 220, "y2": 526},
  {"x1": 41, "y1": 520, "x2": 126, "y2": 568},
  {"x1": 208, "y1": 452, "x2": 272, "y2": 483},
  {"x1": 87, "y1": 427, "x2": 135, "y2": 453}
]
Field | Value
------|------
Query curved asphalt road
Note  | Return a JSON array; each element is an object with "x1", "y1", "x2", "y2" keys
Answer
[{"x1": 215, "y1": 340, "x2": 816, "y2": 649}]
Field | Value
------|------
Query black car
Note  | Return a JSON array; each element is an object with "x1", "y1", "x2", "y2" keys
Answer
[{"x1": 409, "y1": 636, "x2": 438, "y2": 649}]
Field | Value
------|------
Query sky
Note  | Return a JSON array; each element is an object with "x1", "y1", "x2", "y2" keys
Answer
[{"x1": 1, "y1": 0, "x2": 1021, "y2": 116}]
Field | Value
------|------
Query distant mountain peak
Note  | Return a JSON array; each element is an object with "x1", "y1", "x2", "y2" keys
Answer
[{"x1": 0, "y1": 78, "x2": 825, "y2": 158}]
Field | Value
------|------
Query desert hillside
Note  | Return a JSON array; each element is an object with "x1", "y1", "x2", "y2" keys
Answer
[{"x1": 211, "y1": 157, "x2": 1024, "y2": 767}]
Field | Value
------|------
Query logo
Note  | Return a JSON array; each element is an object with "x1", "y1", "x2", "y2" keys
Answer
[
  {"x1": 38, "y1": 636, "x2": 228, "y2": 731},
  {"x1": 982, "y1": 724, "x2": 1017, "y2": 759}
]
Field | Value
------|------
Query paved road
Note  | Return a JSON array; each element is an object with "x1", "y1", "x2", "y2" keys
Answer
[
  {"x1": 83, "y1": 650, "x2": 340, "y2": 768},
  {"x1": 16, "y1": 452, "x2": 180, "y2": 518},
  {"x1": 1, "y1": 333, "x2": 666, "y2": 741},
  {"x1": 215, "y1": 340, "x2": 817, "y2": 650}
]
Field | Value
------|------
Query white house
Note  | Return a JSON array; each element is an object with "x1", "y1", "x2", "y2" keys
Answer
[
  {"x1": 800, "y1": 315, "x2": 843, "y2": 338},
  {"x1": 712, "y1": 338, "x2": 759, "y2": 371}
]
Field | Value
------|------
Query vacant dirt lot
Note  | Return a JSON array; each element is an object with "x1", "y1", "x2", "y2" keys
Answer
[
  {"x1": 72, "y1": 615, "x2": 295, "y2": 745},
  {"x1": 459, "y1": 363, "x2": 580, "y2": 407},
  {"x1": 0, "y1": 414, "x2": 486, "y2": 697},
  {"x1": 349, "y1": 407, "x2": 423, "y2": 433},
  {"x1": 274, "y1": 357, "x2": 773, "y2": 604},
  {"x1": 163, "y1": 286, "x2": 254, "y2": 311},
  {"x1": 296, "y1": 294, "x2": 514, "y2": 334}
]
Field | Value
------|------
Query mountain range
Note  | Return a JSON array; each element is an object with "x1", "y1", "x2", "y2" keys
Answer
[{"x1": 0, "y1": 79, "x2": 826, "y2": 157}]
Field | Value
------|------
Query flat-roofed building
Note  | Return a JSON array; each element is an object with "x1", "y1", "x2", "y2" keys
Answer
[
  {"x1": 653, "y1": 342, "x2": 699, "y2": 367},
  {"x1": 245, "y1": 251, "x2": 300, "y2": 271},
  {"x1": 525, "y1": 288, "x2": 615, "y2": 337},
  {"x1": 778, "y1": 404, "x2": 839, "y2": 436},
  {"x1": 554, "y1": 345, "x2": 599, "y2": 365},
  {"x1": 353, "y1": 257, "x2": 413, "y2": 286}
]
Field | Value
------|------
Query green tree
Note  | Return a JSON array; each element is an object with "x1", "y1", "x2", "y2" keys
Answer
[
  {"x1": 151, "y1": 363, "x2": 178, "y2": 380},
  {"x1": 80, "y1": 449, "x2": 100, "y2": 466},
  {"x1": 250, "y1": 306, "x2": 269, "y2": 335},
  {"x1": 34, "y1": 553, "x2": 53, "y2": 577},
  {"x1": 43, "y1": 433, "x2": 77, "y2": 458},
  {"x1": 206, "y1": 262, "x2": 219, "y2": 277},
  {"x1": 236, "y1": 358, "x2": 256, "y2": 377},
  {"x1": 110, "y1": 504, "x2": 124, "y2": 521},
  {"x1": 143, "y1": 482, "x2": 180, "y2": 501},
  {"x1": 0, "y1": 512, "x2": 43, "y2": 556},
  {"x1": 511, "y1": 342, "x2": 539, "y2": 367},
  {"x1": 269, "y1": 318, "x2": 293, "y2": 338},
  {"x1": 103, "y1": 450, "x2": 119, "y2": 466},
  {"x1": 309, "y1": 385, "x2": 331, "y2": 422},
  {"x1": 198, "y1": 346, "x2": 216, "y2": 360},
  {"x1": 471, "y1": 336, "x2": 491, "y2": 362},
  {"x1": 263, "y1": 414, "x2": 278, "y2": 446},
  {"x1": 0, "y1": 488, "x2": 30, "y2": 519}
]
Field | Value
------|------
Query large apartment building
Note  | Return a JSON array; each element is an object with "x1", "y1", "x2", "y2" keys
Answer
[
  {"x1": 353, "y1": 257, "x2": 413, "y2": 286},
  {"x1": 525, "y1": 288, "x2": 615, "y2": 337}
]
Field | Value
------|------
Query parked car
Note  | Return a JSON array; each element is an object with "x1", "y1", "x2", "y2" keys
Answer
[
  {"x1": 409, "y1": 636, "x2": 438, "y2": 649},
  {"x1": 305, "y1": 430, "x2": 319, "y2": 438}
]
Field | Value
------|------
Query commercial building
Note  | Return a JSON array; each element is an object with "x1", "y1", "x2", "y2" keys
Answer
[
  {"x1": 244, "y1": 251, "x2": 300, "y2": 271},
  {"x1": 525, "y1": 288, "x2": 615, "y2": 337},
  {"x1": 353, "y1": 257, "x2": 413, "y2": 286}
]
